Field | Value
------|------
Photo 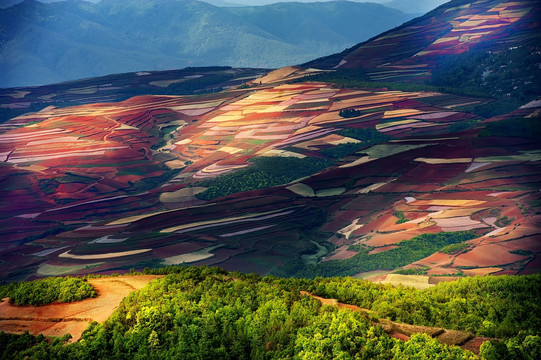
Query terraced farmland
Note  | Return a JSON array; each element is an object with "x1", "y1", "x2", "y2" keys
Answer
[
  {"x1": 0, "y1": 63, "x2": 539, "y2": 281},
  {"x1": 308, "y1": 0, "x2": 540, "y2": 84}
]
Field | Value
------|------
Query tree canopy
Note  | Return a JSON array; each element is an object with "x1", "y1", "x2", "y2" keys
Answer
[{"x1": 1, "y1": 267, "x2": 539, "y2": 359}]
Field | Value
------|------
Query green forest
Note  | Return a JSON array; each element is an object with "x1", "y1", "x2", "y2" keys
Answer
[
  {"x1": 195, "y1": 128, "x2": 390, "y2": 200},
  {"x1": 0, "y1": 267, "x2": 539, "y2": 359},
  {"x1": 196, "y1": 157, "x2": 333, "y2": 200},
  {"x1": 273, "y1": 231, "x2": 478, "y2": 278}
]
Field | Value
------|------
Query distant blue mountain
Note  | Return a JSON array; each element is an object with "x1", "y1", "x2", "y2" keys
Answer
[{"x1": 0, "y1": 0, "x2": 412, "y2": 87}]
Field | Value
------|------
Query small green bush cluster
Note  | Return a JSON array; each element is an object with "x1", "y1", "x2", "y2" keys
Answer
[
  {"x1": 440, "y1": 242, "x2": 470, "y2": 255},
  {"x1": 394, "y1": 210, "x2": 408, "y2": 224},
  {"x1": 395, "y1": 267, "x2": 428, "y2": 275},
  {"x1": 0, "y1": 277, "x2": 96, "y2": 306},
  {"x1": 320, "y1": 127, "x2": 389, "y2": 159},
  {"x1": 494, "y1": 215, "x2": 514, "y2": 228},
  {"x1": 339, "y1": 108, "x2": 362, "y2": 118}
]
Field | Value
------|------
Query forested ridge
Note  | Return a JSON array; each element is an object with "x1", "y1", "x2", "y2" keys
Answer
[{"x1": 1, "y1": 266, "x2": 539, "y2": 359}]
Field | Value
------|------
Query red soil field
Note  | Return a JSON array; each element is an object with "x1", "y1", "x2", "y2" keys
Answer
[
  {"x1": 364, "y1": 228, "x2": 441, "y2": 247},
  {"x1": 323, "y1": 246, "x2": 358, "y2": 261},
  {"x1": 376, "y1": 183, "x2": 440, "y2": 193},
  {"x1": 0, "y1": 275, "x2": 161, "y2": 341},
  {"x1": 353, "y1": 214, "x2": 399, "y2": 236},
  {"x1": 404, "y1": 163, "x2": 469, "y2": 183},
  {"x1": 415, "y1": 252, "x2": 454, "y2": 267},
  {"x1": 56, "y1": 183, "x2": 87, "y2": 194},
  {"x1": 519, "y1": 255, "x2": 541, "y2": 275},
  {"x1": 452, "y1": 244, "x2": 528, "y2": 267}
]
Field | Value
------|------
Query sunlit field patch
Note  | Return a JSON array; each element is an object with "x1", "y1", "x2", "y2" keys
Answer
[
  {"x1": 161, "y1": 245, "x2": 223, "y2": 265},
  {"x1": 58, "y1": 249, "x2": 152, "y2": 260},
  {"x1": 37, "y1": 262, "x2": 103, "y2": 276},
  {"x1": 379, "y1": 274, "x2": 433, "y2": 290},
  {"x1": 414, "y1": 157, "x2": 472, "y2": 164}
]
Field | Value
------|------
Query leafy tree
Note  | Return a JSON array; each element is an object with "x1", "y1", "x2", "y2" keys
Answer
[
  {"x1": 0, "y1": 268, "x2": 539, "y2": 359},
  {"x1": 479, "y1": 340, "x2": 511, "y2": 360}
]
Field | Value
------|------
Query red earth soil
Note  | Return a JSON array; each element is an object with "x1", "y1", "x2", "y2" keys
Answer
[{"x1": 0, "y1": 275, "x2": 161, "y2": 341}]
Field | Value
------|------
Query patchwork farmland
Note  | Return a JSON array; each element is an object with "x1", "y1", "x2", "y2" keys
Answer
[
  {"x1": 0, "y1": 64, "x2": 539, "y2": 281},
  {"x1": 319, "y1": 0, "x2": 540, "y2": 83}
]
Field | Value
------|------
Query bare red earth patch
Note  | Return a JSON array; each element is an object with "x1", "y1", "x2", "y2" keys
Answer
[
  {"x1": 453, "y1": 244, "x2": 528, "y2": 267},
  {"x1": 0, "y1": 275, "x2": 161, "y2": 341}
]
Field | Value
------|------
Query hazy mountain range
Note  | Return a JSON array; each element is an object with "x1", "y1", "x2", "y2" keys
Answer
[
  {"x1": 219, "y1": 0, "x2": 449, "y2": 14},
  {"x1": 1, "y1": 0, "x2": 450, "y2": 14},
  {"x1": 0, "y1": 0, "x2": 414, "y2": 88}
]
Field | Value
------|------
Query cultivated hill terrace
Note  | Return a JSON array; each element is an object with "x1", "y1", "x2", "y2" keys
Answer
[
  {"x1": 0, "y1": 0, "x2": 539, "y2": 283},
  {"x1": 0, "y1": 63, "x2": 539, "y2": 281},
  {"x1": 307, "y1": 0, "x2": 541, "y2": 83}
]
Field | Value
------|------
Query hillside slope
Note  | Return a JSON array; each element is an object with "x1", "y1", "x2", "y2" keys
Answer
[
  {"x1": 0, "y1": 0, "x2": 539, "y2": 284},
  {"x1": 305, "y1": 0, "x2": 541, "y2": 85},
  {"x1": 0, "y1": 66, "x2": 539, "y2": 281},
  {"x1": 0, "y1": 269, "x2": 539, "y2": 358}
]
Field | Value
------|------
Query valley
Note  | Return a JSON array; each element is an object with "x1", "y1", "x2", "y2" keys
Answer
[{"x1": 0, "y1": 0, "x2": 540, "y2": 358}]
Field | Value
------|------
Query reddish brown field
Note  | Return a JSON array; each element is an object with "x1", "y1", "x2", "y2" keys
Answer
[
  {"x1": 364, "y1": 227, "x2": 442, "y2": 247},
  {"x1": 353, "y1": 214, "x2": 398, "y2": 236},
  {"x1": 415, "y1": 252, "x2": 454, "y2": 267},
  {"x1": 323, "y1": 246, "x2": 359, "y2": 261},
  {"x1": 453, "y1": 244, "x2": 528, "y2": 267},
  {"x1": 0, "y1": 275, "x2": 161, "y2": 341},
  {"x1": 519, "y1": 254, "x2": 541, "y2": 275}
]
